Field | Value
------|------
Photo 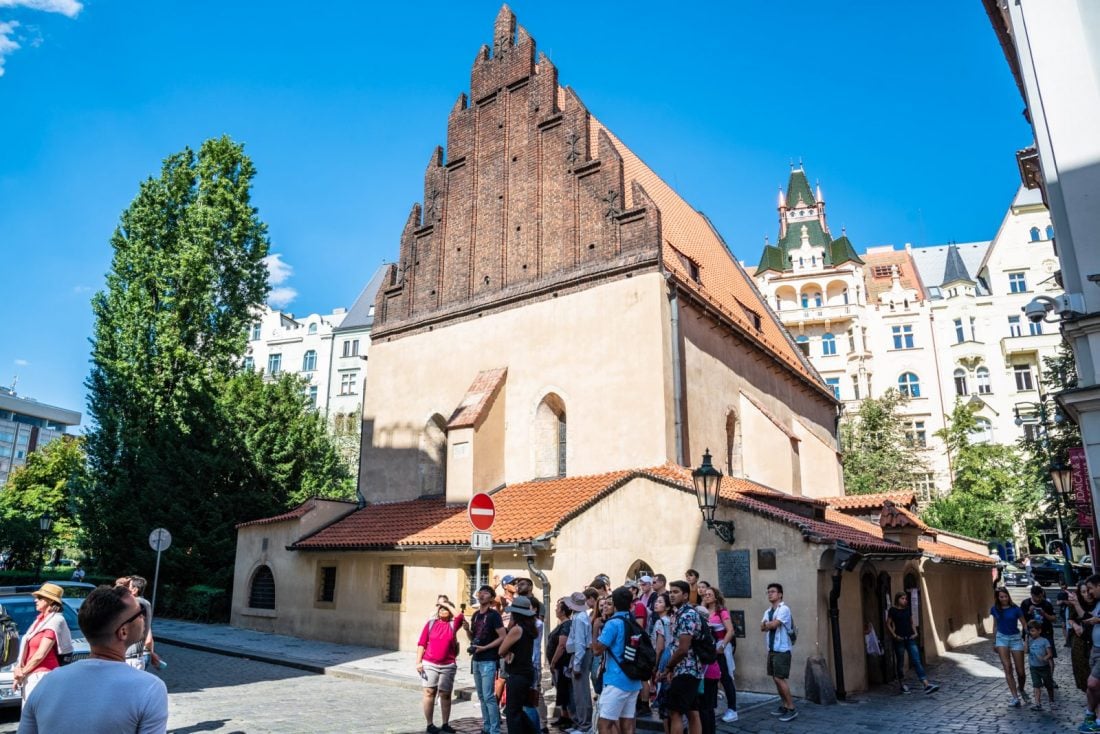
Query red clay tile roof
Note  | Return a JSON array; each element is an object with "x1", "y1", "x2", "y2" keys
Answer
[
  {"x1": 235, "y1": 498, "x2": 355, "y2": 529},
  {"x1": 447, "y1": 368, "x2": 507, "y2": 429},
  {"x1": 824, "y1": 509, "x2": 993, "y2": 566},
  {"x1": 823, "y1": 492, "x2": 916, "y2": 511},
  {"x1": 590, "y1": 119, "x2": 831, "y2": 402},
  {"x1": 861, "y1": 250, "x2": 927, "y2": 305}
]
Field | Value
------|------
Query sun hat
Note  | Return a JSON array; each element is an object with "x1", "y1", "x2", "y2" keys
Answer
[
  {"x1": 564, "y1": 591, "x2": 587, "y2": 612},
  {"x1": 32, "y1": 582, "x2": 64, "y2": 606},
  {"x1": 640, "y1": 575, "x2": 653, "y2": 584},
  {"x1": 506, "y1": 595, "x2": 537, "y2": 617}
]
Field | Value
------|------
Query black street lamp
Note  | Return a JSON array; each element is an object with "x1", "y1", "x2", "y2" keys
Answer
[
  {"x1": 35, "y1": 512, "x2": 53, "y2": 582},
  {"x1": 692, "y1": 449, "x2": 735, "y2": 544}
]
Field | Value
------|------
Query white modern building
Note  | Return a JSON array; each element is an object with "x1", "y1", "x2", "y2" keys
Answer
[
  {"x1": 753, "y1": 168, "x2": 1063, "y2": 500},
  {"x1": 0, "y1": 387, "x2": 81, "y2": 487}
]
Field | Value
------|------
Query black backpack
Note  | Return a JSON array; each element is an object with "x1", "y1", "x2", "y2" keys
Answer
[
  {"x1": 608, "y1": 616, "x2": 657, "y2": 681},
  {"x1": 0, "y1": 607, "x2": 19, "y2": 667},
  {"x1": 689, "y1": 610, "x2": 718, "y2": 665}
]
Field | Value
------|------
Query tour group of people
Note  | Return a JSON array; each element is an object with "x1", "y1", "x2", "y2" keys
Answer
[
  {"x1": 990, "y1": 576, "x2": 1100, "y2": 732},
  {"x1": 414, "y1": 569, "x2": 803, "y2": 734},
  {"x1": 10, "y1": 577, "x2": 169, "y2": 733}
]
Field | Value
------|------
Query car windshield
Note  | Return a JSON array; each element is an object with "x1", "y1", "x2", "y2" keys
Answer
[{"x1": 0, "y1": 599, "x2": 80, "y2": 636}]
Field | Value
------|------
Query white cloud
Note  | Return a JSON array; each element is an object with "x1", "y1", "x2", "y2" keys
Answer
[
  {"x1": 71, "y1": 284, "x2": 91, "y2": 293},
  {"x1": 14, "y1": 359, "x2": 29, "y2": 367},
  {"x1": 0, "y1": 21, "x2": 19, "y2": 78},
  {"x1": 263, "y1": 254, "x2": 297, "y2": 309},
  {"x1": 0, "y1": 1, "x2": 83, "y2": 18}
]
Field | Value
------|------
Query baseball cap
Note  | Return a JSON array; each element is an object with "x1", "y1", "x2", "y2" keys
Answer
[{"x1": 640, "y1": 575, "x2": 653, "y2": 584}]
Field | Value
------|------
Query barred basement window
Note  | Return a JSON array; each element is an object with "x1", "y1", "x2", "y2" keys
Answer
[
  {"x1": 386, "y1": 565, "x2": 405, "y2": 604},
  {"x1": 249, "y1": 565, "x2": 275, "y2": 609},
  {"x1": 317, "y1": 566, "x2": 336, "y2": 603}
]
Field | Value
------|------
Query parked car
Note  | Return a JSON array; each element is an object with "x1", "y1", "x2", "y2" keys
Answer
[
  {"x1": 1002, "y1": 563, "x2": 1030, "y2": 587},
  {"x1": 1030, "y1": 554, "x2": 1091, "y2": 586},
  {"x1": 0, "y1": 585, "x2": 93, "y2": 708}
]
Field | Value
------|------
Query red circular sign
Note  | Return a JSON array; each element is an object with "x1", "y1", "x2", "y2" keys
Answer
[{"x1": 468, "y1": 493, "x2": 496, "y2": 531}]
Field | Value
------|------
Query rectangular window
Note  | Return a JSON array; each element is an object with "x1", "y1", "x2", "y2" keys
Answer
[
  {"x1": 340, "y1": 372, "x2": 358, "y2": 395},
  {"x1": 970, "y1": 316, "x2": 978, "y2": 341},
  {"x1": 872, "y1": 265, "x2": 893, "y2": 278},
  {"x1": 317, "y1": 566, "x2": 336, "y2": 603},
  {"x1": 851, "y1": 375, "x2": 861, "y2": 400},
  {"x1": 242, "y1": 356, "x2": 254, "y2": 371},
  {"x1": 251, "y1": 323, "x2": 261, "y2": 341},
  {"x1": 910, "y1": 473, "x2": 935, "y2": 504},
  {"x1": 904, "y1": 420, "x2": 927, "y2": 448},
  {"x1": 467, "y1": 564, "x2": 489, "y2": 605},
  {"x1": 1014, "y1": 364, "x2": 1034, "y2": 391},
  {"x1": 1029, "y1": 320, "x2": 1043, "y2": 336},
  {"x1": 267, "y1": 353, "x2": 282, "y2": 375},
  {"x1": 385, "y1": 565, "x2": 404, "y2": 604},
  {"x1": 825, "y1": 378, "x2": 841, "y2": 399},
  {"x1": 307, "y1": 385, "x2": 318, "y2": 407},
  {"x1": 1023, "y1": 423, "x2": 1041, "y2": 442},
  {"x1": 1008, "y1": 316, "x2": 1022, "y2": 337},
  {"x1": 342, "y1": 339, "x2": 360, "y2": 358},
  {"x1": 1008, "y1": 272, "x2": 1027, "y2": 293},
  {"x1": 953, "y1": 319, "x2": 964, "y2": 343},
  {"x1": 891, "y1": 325, "x2": 914, "y2": 349},
  {"x1": 847, "y1": 329, "x2": 856, "y2": 353}
]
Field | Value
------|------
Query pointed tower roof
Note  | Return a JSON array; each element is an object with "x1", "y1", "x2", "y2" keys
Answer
[
  {"x1": 785, "y1": 168, "x2": 816, "y2": 209},
  {"x1": 941, "y1": 243, "x2": 974, "y2": 285}
]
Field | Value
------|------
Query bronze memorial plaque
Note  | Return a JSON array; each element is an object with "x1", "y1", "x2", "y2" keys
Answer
[{"x1": 716, "y1": 549, "x2": 751, "y2": 598}]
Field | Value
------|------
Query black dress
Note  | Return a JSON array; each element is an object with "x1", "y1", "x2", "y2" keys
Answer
[{"x1": 504, "y1": 625, "x2": 537, "y2": 734}]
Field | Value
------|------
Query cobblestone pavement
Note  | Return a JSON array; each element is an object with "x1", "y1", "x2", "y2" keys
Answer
[{"x1": 0, "y1": 635, "x2": 1089, "y2": 733}]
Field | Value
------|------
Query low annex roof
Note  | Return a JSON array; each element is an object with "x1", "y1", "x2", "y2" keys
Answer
[
  {"x1": 286, "y1": 464, "x2": 913, "y2": 555},
  {"x1": 823, "y1": 492, "x2": 917, "y2": 511},
  {"x1": 235, "y1": 498, "x2": 357, "y2": 529},
  {"x1": 823, "y1": 509, "x2": 992, "y2": 566}
]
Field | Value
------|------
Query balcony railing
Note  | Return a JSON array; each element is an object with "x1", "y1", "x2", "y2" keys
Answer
[{"x1": 776, "y1": 303, "x2": 856, "y2": 324}]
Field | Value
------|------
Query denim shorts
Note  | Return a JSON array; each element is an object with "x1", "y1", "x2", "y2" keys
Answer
[{"x1": 995, "y1": 632, "x2": 1024, "y2": 651}]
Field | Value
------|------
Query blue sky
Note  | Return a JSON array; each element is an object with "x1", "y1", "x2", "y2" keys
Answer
[{"x1": 0, "y1": 1, "x2": 1030, "y2": 422}]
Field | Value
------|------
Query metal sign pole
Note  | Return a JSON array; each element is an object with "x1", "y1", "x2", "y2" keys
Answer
[
  {"x1": 151, "y1": 545, "x2": 163, "y2": 616},
  {"x1": 474, "y1": 549, "x2": 482, "y2": 606}
]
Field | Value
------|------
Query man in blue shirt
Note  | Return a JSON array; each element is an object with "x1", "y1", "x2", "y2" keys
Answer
[{"x1": 593, "y1": 586, "x2": 642, "y2": 734}]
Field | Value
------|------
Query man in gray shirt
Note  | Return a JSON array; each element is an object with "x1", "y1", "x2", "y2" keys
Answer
[{"x1": 564, "y1": 590, "x2": 594, "y2": 733}]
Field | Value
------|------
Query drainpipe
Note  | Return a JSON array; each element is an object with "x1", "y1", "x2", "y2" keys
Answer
[
  {"x1": 666, "y1": 276, "x2": 686, "y2": 465},
  {"x1": 525, "y1": 547, "x2": 551, "y2": 617}
]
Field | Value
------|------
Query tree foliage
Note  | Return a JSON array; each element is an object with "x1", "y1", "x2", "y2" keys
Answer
[
  {"x1": 840, "y1": 389, "x2": 929, "y2": 495},
  {"x1": 0, "y1": 437, "x2": 87, "y2": 569},
  {"x1": 80, "y1": 137, "x2": 348, "y2": 589},
  {"x1": 922, "y1": 401, "x2": 1042, "y2": 540}
]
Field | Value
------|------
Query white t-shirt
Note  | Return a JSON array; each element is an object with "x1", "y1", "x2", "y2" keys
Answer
[
  {"x1": 761, "y1": 602, "x2": 793, "y2": 653},
  {"x1": 18, "y1": 658, "x2": 168, "y2": 734}
]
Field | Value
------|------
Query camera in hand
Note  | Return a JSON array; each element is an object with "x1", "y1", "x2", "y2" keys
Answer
[{"x1": 467, "y1": 645, "x2": 479, "y2": 655}]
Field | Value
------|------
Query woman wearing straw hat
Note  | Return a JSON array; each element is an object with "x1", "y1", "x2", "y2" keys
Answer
[{"x1": 13, "y1": 582, "x2": 73, "y2": 704}]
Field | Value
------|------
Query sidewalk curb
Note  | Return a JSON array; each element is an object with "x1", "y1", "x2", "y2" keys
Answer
[{"x1": 158, "y1": 636, "x2": 475, "y2": 701}]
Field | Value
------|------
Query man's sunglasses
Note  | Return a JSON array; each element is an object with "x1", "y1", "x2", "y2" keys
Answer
[{"x1": 116, "y1": 608, "x2": 143, "y2": 635}]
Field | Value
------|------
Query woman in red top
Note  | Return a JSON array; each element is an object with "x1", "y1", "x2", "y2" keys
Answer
[
  {"x1": 13, "y1": 582, "x2": 71, "y2": 705},
  {"x1": 415, "y1": 599, "x2": 466, "y2": 734}
]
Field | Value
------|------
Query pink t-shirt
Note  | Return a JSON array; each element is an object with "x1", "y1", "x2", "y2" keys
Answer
[{"x1": 417, "y1": 613, "x2": 465, "y2": 665}]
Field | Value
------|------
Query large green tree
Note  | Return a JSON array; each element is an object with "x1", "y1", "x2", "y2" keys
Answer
[
  {"x1": 922, "y1": 401, "x2": 1042, "y2": 540},
  {"x1": 81, "y1": 137, "x2": 347, "y2": 588},
  {"x1": 840, "y1": 389, "x2": 930, "y2": 495},
  {"x1": 0, "y1": 436, "x2": 87, "y2": 569}
]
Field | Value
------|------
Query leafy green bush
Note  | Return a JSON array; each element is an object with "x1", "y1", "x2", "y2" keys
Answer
[{"x1": 155, "y1": 584, "x2": 229, "y2": 623}]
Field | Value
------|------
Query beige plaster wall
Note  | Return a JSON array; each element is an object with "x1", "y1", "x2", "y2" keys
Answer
[
  {"x1": 361, "y1": 273, "x2": 673, "y2": 503},
  {"x1": 676, "y1": 300, "x2": 840, "y2": 495},
  {"x1": 918, "y1": 561, "x2": 995, "y2": 655},
  {"x1": 793, "y1": 421, "x2": 843, "y2": 498},
  {"x1": 473, "y1": 390, "x2": 507, "y2": 498}
]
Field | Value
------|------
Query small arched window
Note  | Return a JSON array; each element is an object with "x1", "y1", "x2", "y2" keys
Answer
[
  {"x1": 954, "y1": 368, "x2": 969, "y2": 397},
  {"x1": 249, "y1": 565, "x2": 276, "y2": 609},
  {"x1": 971, "y1": 417, "x2": 993, "y2": 444},
  {"x1": 1046, "y1": 225, "x2": 1055, "y2": 240},
  {"x1": 302, "y1": 350, "x2": 317, "y2": 372},
  {"x1": 725, "y1": 410, "x2": 743, "y2": 477},
  {"x1": 308, "y1": 323, "x2": 318, "y2": 335},
  {"x1": 898, "y1": 372, "x2": 921, "y2": 398},
  {"x1": 976, "y1": 367, "x2": 991, "y2": 394},
  {"x1": 1029, "y1": 227, "x2": 1041, "y2": 242},
  {"x1": 534, "y1": 394, "x2": 567, "y2": 478}
]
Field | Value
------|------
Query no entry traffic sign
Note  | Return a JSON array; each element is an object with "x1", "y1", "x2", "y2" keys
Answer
[{"x1": 468, "y1": 493, "x2": 496, "y2": 531}]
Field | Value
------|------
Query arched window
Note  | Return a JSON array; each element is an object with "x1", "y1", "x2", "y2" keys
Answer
[
  {"x1": 813, "y1": 292, "x2": 823, "y2": 307},
  {"x1": 249, "y1": 565, "x2": 275, "y2": 609},
  {"x1": 418, "y1": 414, "x2": 447, "y2": 495},
  {"x1": 308, "y1": 322, "x2": 318, "y2": 335},
  {"x1": 842, "y1": 288, "x2": 849, "y2": 305},
  {"x1": 954, "y1": 368, "x2": 969, "y2": 397},
  {"x1": 897, "y1": 372, "x2": 921, "y2": 398},
  {"x1": 795, "y1": 335, "x2": 810, "y2": 356},
  {"x1": 971, "y1": 417, "x2": 993, "y2": 444},
  {"x1": 725, "y1": 410, "x2": 743, "y2": 477},
  {"x1": 801, "y1": 293, "x2": 809, "y2": 308},
  {"x1": 1029, "y1": 227, "x2": 1041, "y2": 242},
  {"x1": 534, "y1": 394, "x2": 566, "y2": 478},
  {"x1": 302, "y1": 350, "x2": 317, "y2": 372},
  {"x1": 821, "y1": 333, "x2": 837, "y2": 356},
  {"x1": 1046, "y1": 225, "x2": 1055, "y2": 240},
  {"x1": 976, "y1": 367, "x2": 991, "y2": 394}
]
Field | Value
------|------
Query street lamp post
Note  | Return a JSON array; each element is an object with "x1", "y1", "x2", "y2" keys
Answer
[
  {"x1": 35, "y1": 512, "x2": 53, "y2": 583},
  {"x1": 1015, "y1": 399, "x2": 1071, "y2": 557},
  {"x1": 691, "y1": 449, "x2": 735, "y2": 544}
]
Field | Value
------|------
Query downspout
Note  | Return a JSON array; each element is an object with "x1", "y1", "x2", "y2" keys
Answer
[
  {"x1": 525, "y1": 547, "x2": 551, "y2": 618},
  {"x1": 827, "y1": 571, "x2": 847, "y2": 701},
  {"x1": 666, "y1": 275, "x2": 686, "y2": 465}
]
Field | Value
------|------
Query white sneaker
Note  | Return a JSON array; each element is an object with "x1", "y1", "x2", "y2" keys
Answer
[{"x1": 722, "y1": 709, "x2": 738, "y2": 722}]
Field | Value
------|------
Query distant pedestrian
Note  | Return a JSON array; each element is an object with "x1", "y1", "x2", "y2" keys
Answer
[
  {"x1": 684, "y1": 570, "x2": 700, "y2": 606},
  {"x1": 498, "y1": 595, "x2": 539, "y2": 734},
  {"x1": 1021, "y1": 585, "x2": 1058, "y2": 670},
  {"x1": 702, "y1": 587, "x2": 738, "y2": 722},
  {"x1": 885, "y1": 591, "x2": 939, "y2": 695},
  {"x1": 1078, "y1": 574, "x2": 1100, "y2": 732},
  {"x1": 547, "y1": 598, "x2": 574, "y2": 731},
  {"x1": 991, "y1": 586, "x2": 1029, "y2": 707},
  {"x1": 118, "y1": 576, "x2": 159, "y2": 671},
  {"x1": 70, "y1": 565, "x2": 85, "y2": 583},
  {"x1": 17, "y1": 585, "x2": 168, "y2": 734},
  {"x1": 1067, "y1": 582, "x2": 1093, "y2": 692},
  {"x1": 13, "y1": 583, "x2": 72, "y2": 704},
  {"x1": 760, "y1": 583, "x2": 797, "y2": 722},
  {"x1": 660, "y1": 580, "x2": 703, "y2": 734},
  {"x1": 468, "y1": 584, "x2": 506, "y2": 734},
  {"x1": 1026, "y1": 621, "x2": 1054, "y2": 711},
  {"x1": 592, "y1": 586, "x2": 642, "y2": 734},
  {"x1": 415, "y1": 598, "x2": 465, "y2": 734},
  {"x1": 1023, "y1": 556, "x2": 1034, "y2": 586},
  {"x1": 564, "y1": 590, "x2": 594, "y2": 734}
]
